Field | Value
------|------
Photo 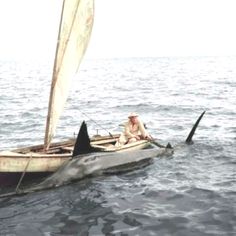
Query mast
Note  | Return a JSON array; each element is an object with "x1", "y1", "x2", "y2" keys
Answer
[
  {"x1": 44, "y1": 0, "x2": 94, "y2": 150},
  {"x1": 44, "y1": 0, "x2": 66, "y2": 150}
]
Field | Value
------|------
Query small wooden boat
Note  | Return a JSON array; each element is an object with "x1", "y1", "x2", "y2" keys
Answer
[
  {"x1": 0, "y1": 134, "x2": 150, "y2": 172},
  {"x1": 0, "y1": 133, "x2": 152, "y2": 186}
]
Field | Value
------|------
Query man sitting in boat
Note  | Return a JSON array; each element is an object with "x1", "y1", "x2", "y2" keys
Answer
[{"x1": 115, "y1": 112, "x2": 152, "y2": 147}]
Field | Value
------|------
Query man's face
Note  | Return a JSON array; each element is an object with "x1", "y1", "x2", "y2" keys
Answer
[{"x1": 130, "y1": 116, "x2": 138, "y2": 124}]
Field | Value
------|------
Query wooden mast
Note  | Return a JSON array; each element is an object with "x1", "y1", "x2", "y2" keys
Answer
[{"x1": 44, "y1": 0, "x2": 66, "y2": 150}]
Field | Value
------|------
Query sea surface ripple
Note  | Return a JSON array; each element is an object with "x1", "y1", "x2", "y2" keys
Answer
[{"x1": 0, "y1": 56, "x2": 235, "y2": 235}]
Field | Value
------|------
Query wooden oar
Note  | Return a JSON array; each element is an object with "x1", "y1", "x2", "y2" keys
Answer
[
  {"x1": 151, "y1": 140, "x2": 173, "y2": 149},
  {"x1": 150, "y1": 139, "x2": 166, "y2": 148},
  {"x1": 149, "y1": 136, "x2": 173, "y2": 149}
]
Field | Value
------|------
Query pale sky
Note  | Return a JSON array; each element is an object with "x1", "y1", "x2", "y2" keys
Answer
[{"x1": 0, "y1": 0, "x2": 236, "y2": 60}]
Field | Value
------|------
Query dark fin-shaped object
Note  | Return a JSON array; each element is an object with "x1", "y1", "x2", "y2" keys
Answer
[
  {"x1": 185, "y1": 111, "x2": 206, "y2": 144},
  {"x1": 72, "y1": 121, "x2": 96, "y2": 157},
  {"x1": 166, "y1": 142, "x2": 173, "y2": 149}
]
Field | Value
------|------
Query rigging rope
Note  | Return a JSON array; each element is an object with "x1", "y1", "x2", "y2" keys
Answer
[{"x1": 77, "y1": 110, "x2": 114, "y2": 138}]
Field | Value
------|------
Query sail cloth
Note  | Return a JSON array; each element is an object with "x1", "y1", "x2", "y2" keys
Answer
[{"x1": 44, "y1": 0, "x2": 94, "y2": 149}]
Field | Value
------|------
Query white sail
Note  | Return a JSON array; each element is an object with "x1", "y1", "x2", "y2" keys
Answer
[{"x1": 44, "y1": 0, "x2": 94, "y2": 149}]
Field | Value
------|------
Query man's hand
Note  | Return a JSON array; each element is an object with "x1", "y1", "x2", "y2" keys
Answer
[{"x1": 145, "y1": 135, "x2": 153, "y2": 141}]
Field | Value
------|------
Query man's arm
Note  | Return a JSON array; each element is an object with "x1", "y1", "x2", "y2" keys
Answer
[{"x1": 138, "y1": 119, "x2": 148, "y2": 138}]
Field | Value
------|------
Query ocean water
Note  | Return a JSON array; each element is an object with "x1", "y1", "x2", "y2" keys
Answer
[{"x1": 0, "y1": 56, "x2": 235, "y2": 235}]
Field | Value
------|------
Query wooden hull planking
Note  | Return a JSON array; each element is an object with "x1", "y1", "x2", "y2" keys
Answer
[{"x1": 0, "y1": 135, "x2": 152, "y2": 175}]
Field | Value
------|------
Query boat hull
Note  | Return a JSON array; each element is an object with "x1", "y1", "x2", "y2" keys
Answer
[
  {"x1": 0, "y1": 154, "x2": 70, "y2": 172},
  {"x1": 0, "y1": 136, "x2": 152, "y2": 187},
  {"x1": 0, "y1": 153, "x2": 70, "y2": 187},
  {"x1": 0, "y1": 172, "x2": 51, "y2": 187}
]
